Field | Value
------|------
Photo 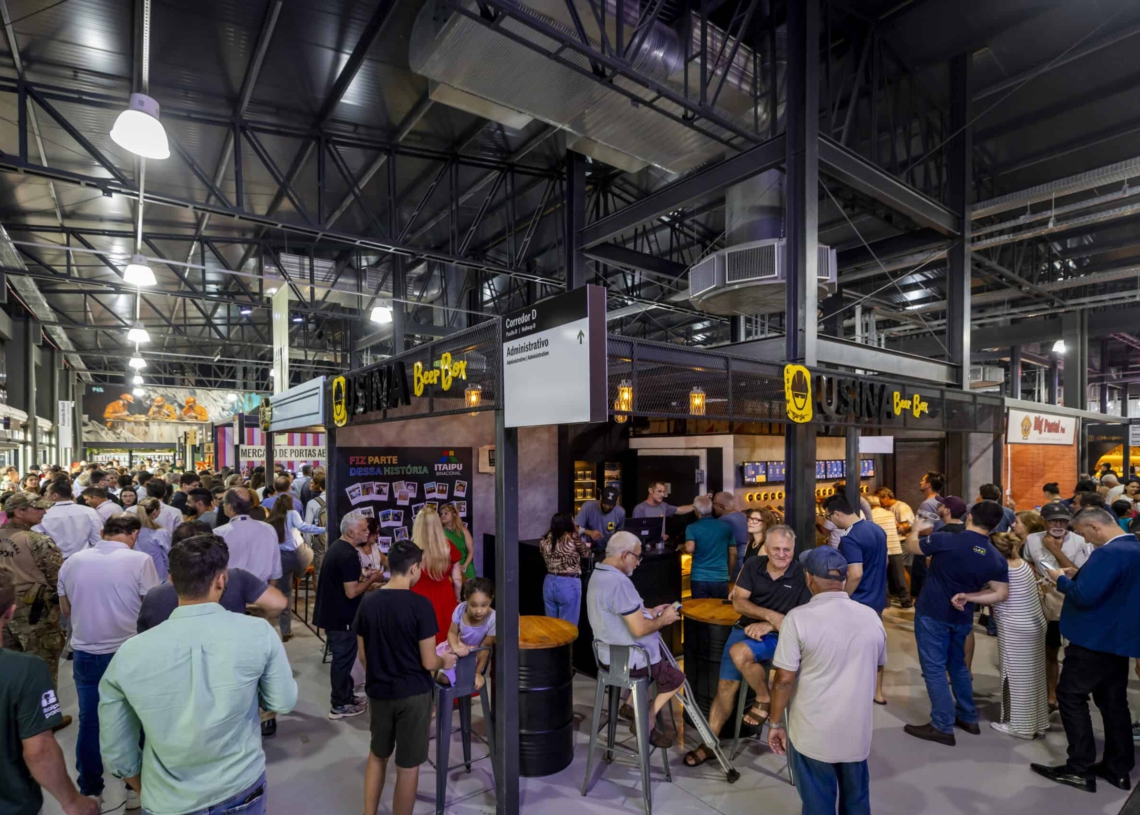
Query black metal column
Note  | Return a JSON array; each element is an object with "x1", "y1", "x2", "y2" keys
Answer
[
  {"x1": 1008, "y1": 346, "x2": 1021, "y2": 399},
  {"x1": 73, "y1": 378, "x2": 83, "y2": 461},
  {"x1": 48, "y1": 348, "x2": 59, "y2": 463},
  {"x1": 1099, "y1": 339, "x2": 1110, "y2": 414},
  {"x1": 783, "y1": 0, "x2": 820, "y2": 554},
  {"x1": 1062, "y1": 312, "x2": 1086, "y2": 410},
  {"x1": 26, "y1": 317, "x2": 38, "y2": 467},
  {"x1": 493, "y1": 408, "x2": 519, "y2": 815},
  {"x1": 565, "y1": 150, "x2": 587, "y2": 290},
  {"x1": 945, "y1": 53, "x2": 972, "y2": 390},
  {"x1": 845, "y1": 428, "x2": 860, "y2": 510},
  {"x1": 392, "y1": 257, "x2": 407, "y2": 354},
  {"x1": 1048, "y1": 356, "x2": 1059, "y2": 405}
]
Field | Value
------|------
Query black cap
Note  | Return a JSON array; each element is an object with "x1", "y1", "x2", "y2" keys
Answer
[{"x1": 601, "y1": 486, "x2": 620, "y2": 505}]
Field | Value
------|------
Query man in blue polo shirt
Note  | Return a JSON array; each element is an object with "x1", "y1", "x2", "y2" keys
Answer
[
  {"x1": 683, "y1": 495, "x2": 736, "y2": 599},
  {"x1": 824, "y1": 494, "x2": 889, "y2": 704},
  {"x1": 902, "y1": 500, "x2": 1008, "y2": 746},
  {"x1": 1030, "y1": 507, "x2": 1140, "y2": 794}
]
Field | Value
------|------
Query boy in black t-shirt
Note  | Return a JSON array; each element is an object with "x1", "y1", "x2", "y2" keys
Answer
[{"x1": 355, "y1": 541, "x2": 457, "y2": 815}]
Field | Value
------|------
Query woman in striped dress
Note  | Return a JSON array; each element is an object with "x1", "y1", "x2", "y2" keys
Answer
[{"x1": 988, "y1": 531, "x2": 1049, "y2": 739}]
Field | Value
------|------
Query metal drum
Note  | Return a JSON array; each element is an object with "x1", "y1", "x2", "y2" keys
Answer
[
  {"x1": 681, "y1": 599, "x2": 757, "y2": 739},
  {"x1": 518, "y1": 616, "x2": 578, "y2": 777}
]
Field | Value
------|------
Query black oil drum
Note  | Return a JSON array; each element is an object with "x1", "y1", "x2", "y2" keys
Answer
[
  {"x1": 518, "y1": 642, "x2": 575, "y2": 777},
  {"x1": 682, "y1": 617, "x2": 757, "y2": 739}
]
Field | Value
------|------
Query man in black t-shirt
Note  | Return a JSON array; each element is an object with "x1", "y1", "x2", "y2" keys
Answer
[
  {"x1": 314, "y1": 510, "x2": 384, "y2": 720},
  {"x1": 169, "y1": 472, "x2": 201, "y2": 514},
  {"x1": 686, "y1": 526, "x2": 811, "y2": 768},
  {"x1": 0, "y1": 571, "x2": 97, "y2": 815},
  {"x1": 355, "y1": 541, "x2": 456, "y2": 815}
]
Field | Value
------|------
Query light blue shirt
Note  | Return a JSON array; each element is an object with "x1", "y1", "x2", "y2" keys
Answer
[
  {"x1": 278, "y1": 510, "x2": 325, "y2": 551},
  {"x1": 99, "y1": 603, "x2": 297, "y2": 815}
]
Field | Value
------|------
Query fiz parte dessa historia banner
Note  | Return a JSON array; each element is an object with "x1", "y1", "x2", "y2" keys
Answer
[{"x1": 333, "y1": 447, "x2": 473, "y2": 551}]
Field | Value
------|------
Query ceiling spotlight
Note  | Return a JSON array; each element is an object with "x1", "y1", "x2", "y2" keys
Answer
[
  {"x1": 370, "y1": 305, "x2": 393, "y2": 324},
  {"x1": 128, "y1": 355, "x2": 146, "y2": 370},
  {"x1": 132, "y1": 374, "x2": 144, "y2": 385},
  {"x1": 123, "y1": 255, "x2": 156, "y2": 287},
  {"x1": 1052, "y1": 339, "x2": 1067, "y2": 354},
  {"x1": 239, "y1": 305, "x2": 253, "y2": 316},
  {"x1": 291, "y1": 314, "x2": 303, "y2": 323},
  {"x1": 126, "y1": 321, "x2": 150, "y2": 343},
  {"x1": 268, "y1": 369, "x2": 277, "y2": 378},
  {"x1": 132, "y1": 387, "x2": 146, "y2": 397},
  {"x1": 266, "y1": 287, "x2": 277, "y2": 296},
  {"x1": 110, "y1": 93, "x2": 170, "y2": 160},
  {"x1": 226, "y1": 392, "x2": 238, "y2": 402}
]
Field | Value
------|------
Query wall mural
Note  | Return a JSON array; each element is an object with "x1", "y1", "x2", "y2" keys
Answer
[{"x1": 82, "y1": 388, "x2": 260, "y2": 444}]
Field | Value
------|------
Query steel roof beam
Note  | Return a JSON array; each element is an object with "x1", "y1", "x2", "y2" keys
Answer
[{"x1": 583, "y1": 243, "x2": 688, "y2": 278}]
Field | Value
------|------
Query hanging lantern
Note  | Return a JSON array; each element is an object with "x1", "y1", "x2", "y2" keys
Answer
[
  {"x1": 689, "y1": 386, "x2": 706, "y2": 416},
  {"x1": 465, "y1": 383, "x2": 482, "y2": 410},
  {"x1": 613, "y1": 379, "x2": 633, "y2": 423}
]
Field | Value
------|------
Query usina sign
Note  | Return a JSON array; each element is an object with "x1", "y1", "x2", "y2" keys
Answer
[
  {"x1": 782, "y1": 364, "x2": 936, "y2": 425},
  {"x1": 331, "y1": 352, "x2": 471, "y2": 427}
]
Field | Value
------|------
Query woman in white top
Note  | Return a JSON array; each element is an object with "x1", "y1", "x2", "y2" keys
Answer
[
  {"x1": 135, "y1": 497, "x2": 172, "y2": 581},
  {"x1": 869, "y1": 495, "x2": 911, "y2": 609}
]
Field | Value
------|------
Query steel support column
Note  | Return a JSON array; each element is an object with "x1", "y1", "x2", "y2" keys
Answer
[
  {"x1": 945, "y1": 53, "x2": 972, "y2": 389},
  {"x1": 1062, "y1": 312, "x2": 1087, "y2": 410},
  {"x1": 25, "y1": 317, "x2": 37, "y2": 466},
  {"x1": 1048, "y1": 356, "x2": 1059, "y2": 405},
  {"x1": 565, "y1": 150, "x2": 588, "y2": 289},
  {"x1": 783, "y1": 0, "x2": 819, "y2": 554},
  {"x1": 1008, "y1": 346, "x2": 1021, "y2": 399},
  {"x1": 1100, "y1": 339, "x2": 1110, "y2": 414},
  {"x1": 845, "y1": 428, "x2": 861, "y2": 510},
  {"x1": 493, "y1": 408, "x2": 520, "y2": 815}
]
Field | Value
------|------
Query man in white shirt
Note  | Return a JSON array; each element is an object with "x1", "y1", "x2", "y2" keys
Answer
[
  {"x1": 869, "y1": 495, "x2": 911, "y2": 608},
  {"x1": 57, "y1": 513, "x2": 159, "y2": 803},
  {"x1": 214, "y1": 488, "x2": 282, "y2": 583},
  {"x1": 291, "y1": 465, "x2": 311, "y2": 499},
  {"x1": 80, "y1": 487, "x2": 119, "y2": 526},
  {"x1": 124, "y1": 479, "x2": 182, "y2": 534},
  {"x1": 36, "y1": 480, "x2": 102, "y2": 559},
  {"x1": 1024, "y1": 501, "x2": 1094, "y2": 710},
  {"x1": 1102, "y1": 475, "x2": 1125, "y2": 505},
  {"x1": 767, "y1": 547, "x2": 886, "y2": 815}
]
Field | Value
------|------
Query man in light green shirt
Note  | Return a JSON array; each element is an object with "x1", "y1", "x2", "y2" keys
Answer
[{"x1": 98, "y1": 533, "x2": 297, "y2": 815}]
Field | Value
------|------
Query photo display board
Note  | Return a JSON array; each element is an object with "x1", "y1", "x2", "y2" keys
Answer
[{"x1": 333, "y1": 447, "x2": 473, "y2": 551}]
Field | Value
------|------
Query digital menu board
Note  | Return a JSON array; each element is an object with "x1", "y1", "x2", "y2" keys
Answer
[
  {"x1": 742, "y1": 462, "x2": 768, "y2": 485},
  {"x1": 766, "y1": 461, "x2": 786, "y2": 482},
  {"x1": 860, "y1": 459, "x2": 875, "y2": 478},
  {"x1": 815, "y1": 461, "x2": 826, "y2": 479}
]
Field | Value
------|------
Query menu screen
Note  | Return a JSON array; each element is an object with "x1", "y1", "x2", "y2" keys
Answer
[
  {"x1": 743, "y1": 462, "x2": 767, "y2": 485},
  {"x1": 766, "y1": 461, "x2": 786, "y2": 482}
]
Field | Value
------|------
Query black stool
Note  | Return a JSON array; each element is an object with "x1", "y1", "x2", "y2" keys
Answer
[{"x1": 428, "y1": 647, "x2": 494, "y2": 815}]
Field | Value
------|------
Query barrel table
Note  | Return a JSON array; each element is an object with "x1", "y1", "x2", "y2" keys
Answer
[
  {"x1": 519, "y1": 616, "x2": 578, "y2": 777},
  {"x1": 681, "y1": 598, "x2": 757, "y2": 740}
]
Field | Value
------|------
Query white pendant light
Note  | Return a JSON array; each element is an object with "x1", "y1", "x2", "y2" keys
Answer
[
  {"x1": 128, "y1": 355, "x2": 147, "y2": 370},
  {"x1": 225, "y1": 392, "x2": 238, "y2": 402},
  {"x1": 132, "y1": 387, "x2": 146, "y2": 397},
  {"x1": 123, "y1": 255, "x2": 157, "y2": 287},
  {"x1": 126, "y1": 321, "x2": 150, "y2": 343},
  {"x1": 110, "y1": 93, "x2": 170, "y2": 160},
  {"x1": 1052, "y1": 339, "x2": 1067, "y2": 354},
  {"x1": 370, "y1": 305, "x2": 393, "y2": 324},
  {"x1": 132, "y1": 374, "x2": 144, "y2": 385}
]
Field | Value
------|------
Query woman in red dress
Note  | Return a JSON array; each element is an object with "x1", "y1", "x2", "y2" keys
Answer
[{"x1": 410, "y1": 506, "x2": 464, "y2": 643}]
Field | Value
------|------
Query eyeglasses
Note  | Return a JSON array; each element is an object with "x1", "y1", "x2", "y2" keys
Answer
[
  {"x1": 747, "y1": 516, "x2": 763, "y2": 524},
  {"x1": 624, "y1": 550, "x2": 644, "y2": 563}
]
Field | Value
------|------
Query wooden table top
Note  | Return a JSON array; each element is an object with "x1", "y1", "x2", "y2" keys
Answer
[
  {"x1": 519, "y1": 615, "x2": 579, "y2": 650},
  {"x1": 681, "y1": 597, "x2": 740, "y2": 626}
]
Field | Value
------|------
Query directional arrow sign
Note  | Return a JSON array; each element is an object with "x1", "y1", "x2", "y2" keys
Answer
[{"x1": 503, "y1": 285, "x2": 607, "y2": 427}]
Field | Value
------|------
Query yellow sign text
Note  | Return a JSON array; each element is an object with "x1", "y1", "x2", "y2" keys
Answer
[
  {"x1": 413, "y1": 352, "x2": 468, "y2": 397},
  {"x1": 892, "y1": 391, "x2": 929, "y2": 419}
]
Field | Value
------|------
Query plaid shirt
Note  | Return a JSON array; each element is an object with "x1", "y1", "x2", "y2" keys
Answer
[{"x1": 540, "y1": 532, "x2": 591, "y2": 576}]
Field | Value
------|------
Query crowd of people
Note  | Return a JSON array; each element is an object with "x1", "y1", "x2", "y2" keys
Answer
[{"x1": 3, "y1": 457, "x2": 1140, "y2": 815}]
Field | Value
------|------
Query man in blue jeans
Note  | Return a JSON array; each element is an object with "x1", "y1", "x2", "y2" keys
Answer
[
  {"x1": 902, "y1": 500, "x2": 1008, "y2": 745},
  {"x1": 57, "y1": 513, "x2": 159, "y2": 807},
  {"x1": 683, "y1": 495, "x2": 736, "y2": 599}
]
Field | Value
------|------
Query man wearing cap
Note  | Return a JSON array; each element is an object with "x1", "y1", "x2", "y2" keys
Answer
[
  {"x1": 1023, "y1": 501, "x2": 1093, "y2": 712},
  {"x1": 766, "y1": 547, "x2": 886, "y2": 815},
  {"x1": 574, "y1": 486, "x2": 626, "y2": 550},
  {"x1": 0, "y1": 493, "x2": 72, "y2": 731},
  {"x1": 902, "y1": 500, "x2": 1009, "y2": 746}
]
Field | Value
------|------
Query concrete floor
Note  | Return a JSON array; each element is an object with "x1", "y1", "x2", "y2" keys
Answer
[{"x1": 42, "y1": 606, "x2": 1134, "y2": 815}]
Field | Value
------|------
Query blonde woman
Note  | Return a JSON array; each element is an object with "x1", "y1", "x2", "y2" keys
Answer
[
  {"x1": 439, "y1": 502, "x2": 475, "y2": 580},
  {"x1": 410, "y1": 506, "x2": 464, "y2": 644},
  {"x1": 135, "y1": 497, "x2": 172, "y2": 581}
]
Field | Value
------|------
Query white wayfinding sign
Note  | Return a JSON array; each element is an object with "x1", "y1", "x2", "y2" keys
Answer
[{"x1": 503, "y1": 285, "x2": 607, "y2": 427}]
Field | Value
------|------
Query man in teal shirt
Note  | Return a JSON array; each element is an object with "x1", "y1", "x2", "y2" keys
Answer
[
  {"x1": 98, "y1": 534, "x2": 297, "y2": 815},
  {"x1": 684, "y1": 495, "x2": 737, "y2": 598}
]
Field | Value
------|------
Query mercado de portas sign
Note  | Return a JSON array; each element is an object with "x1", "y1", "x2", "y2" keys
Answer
[{"x1": 783, "y1": 364, "x2": 935, "y2": 425}]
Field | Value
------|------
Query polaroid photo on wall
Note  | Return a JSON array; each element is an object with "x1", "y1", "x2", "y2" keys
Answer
[
  {"x1": 392, "y1": 510, "x2": 404, "y2": 527},
  {"x1": 379, "y1": 509, "x2": 393, "y2": 526},
  {"x1": 358, "y1": 506, "x2": 375, "y2": 518},
  {"x1": 374, "y1": 482, "x2": 390, "y2": 500},
  {"x1": 396, "y1": 490, "x2": 410, "y2": 506},
  {"x1": 377, "y1": 536, "x2": 392, "y2": 554},
  {"x1": 453, "y1": 480, "x2": 468, "y2": 498},
  {"x1": 425, "y1": 501, "x2": 438, "y2": 512},
  {"x1": 346, "y1": 483, "x2": 363, "y2": 504},
  {"x1": 435, "y1": 483, "x2": 449, "y2": 501},
  {"x1": 424, "y1": 482, "x2": 437, "y2": 499},
  {"x1": 456, "y1": 500, "x2": 468, "y2": 518},
  {"x1": 360, "y1": 481, "x2": 375, "y2": 499},
  {"x1": 394, "y1": 527, "x2": 408, "y2": 541},
  {"x1": 393, "y1": 480, "x2": 406, "y2": 494},
  {"x1": 412, "y1": 502, "x2": 425, "y2": 518},
  {"x1": 406, "y1": 482, "x2": 418, "y2": 499}
]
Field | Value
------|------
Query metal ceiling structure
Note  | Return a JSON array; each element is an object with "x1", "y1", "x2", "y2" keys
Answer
[{"x1": 0, "y1": 0, "x2": 1137, "y2": 405}]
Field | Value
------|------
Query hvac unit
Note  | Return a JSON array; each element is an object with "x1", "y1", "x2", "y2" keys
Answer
[{"x1": 688, "y1": 239, "x2": 837, "y2": 315}]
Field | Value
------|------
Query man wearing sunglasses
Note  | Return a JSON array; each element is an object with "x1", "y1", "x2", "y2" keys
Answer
[{"x1": 586, "y1": 531, "x2": 683, "y2": 748}]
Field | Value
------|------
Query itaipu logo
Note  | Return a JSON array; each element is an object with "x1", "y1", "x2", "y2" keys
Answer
[{"x1": 435, "y1": 450, "x2": 463, "y2": 476}]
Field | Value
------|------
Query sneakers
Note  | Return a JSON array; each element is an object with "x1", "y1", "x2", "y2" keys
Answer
[
  {"x1": 354, "y1": 694, "x2": 368, "y2": 707},
  {"x1": 125, "y1": 787, "x2": 141, "y2": 811},
  {"x1": 990, "y1": 721, "x2": 1035, "y2": 740},
  {"x1": 328, "y1": 702, "x2": 367, "y2": 720}
]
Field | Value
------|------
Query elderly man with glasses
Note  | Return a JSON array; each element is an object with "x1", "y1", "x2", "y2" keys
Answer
[{"x1": 586, "y1": 531, "x2": 683, "y2": 748}]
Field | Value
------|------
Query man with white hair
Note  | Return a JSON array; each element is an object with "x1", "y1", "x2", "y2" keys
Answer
[
  {"x1": 1102, "y1": 474, "x2": 1125, "y2": 504},
  {"x1": 313, "y1": 509, "x2": 384, "y2": 721},
  {"x1": 586, "y1": 531, "x2": 682, "y2": 747},
  {"x1": 212, "y1": 488, "x2": 280, "y2": 583},
  {"x1": 683, "y1": 494, "x2": 736, "y2": 599}
]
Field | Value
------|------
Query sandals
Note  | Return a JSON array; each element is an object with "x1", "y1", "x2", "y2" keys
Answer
[
  {"x1": 684, "y1": 744, "x2": 714, "y2": 767},
  {"x1": 742, "y1": 700, "x2": 770, "y2": 727}
]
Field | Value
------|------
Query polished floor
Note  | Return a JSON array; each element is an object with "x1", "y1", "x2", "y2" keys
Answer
[{"x1": 43, "y1": 606, "x2": 1135, "y2": 815}]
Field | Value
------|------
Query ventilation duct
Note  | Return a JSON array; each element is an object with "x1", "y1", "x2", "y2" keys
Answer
[{"x1": 410, "y1": 0, "x2": 781, "y2": 175}]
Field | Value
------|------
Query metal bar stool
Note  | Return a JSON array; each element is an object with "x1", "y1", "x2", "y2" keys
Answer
[
  {"x1": 428, "y1": 647, "x2": 495, "y2": 815},
  {"x1": 581, "y1": 641, "x2": 670, "y2": 815},
  {"x1": 729, "y1": 665, "x2": 793, "y2": 786}
]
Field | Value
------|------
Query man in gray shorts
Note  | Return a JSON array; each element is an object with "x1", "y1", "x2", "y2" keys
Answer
[{"x1": 355, "y1": 541, "x2": 457, "y2": 815}]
